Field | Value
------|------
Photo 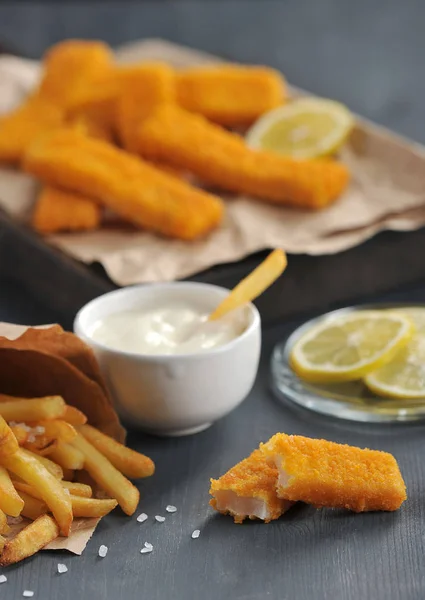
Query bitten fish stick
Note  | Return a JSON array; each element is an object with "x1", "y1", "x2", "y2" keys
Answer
[
  {"x1": 116, "y1": 63, "x2": 175, "y2": 152},
  {"x1": 32, "y1": 186, "x2": 101, "y2": 234},
  {"x1": 209, "y1": 449, "x2": 294, "y2": 523},
  {"x1": 24, "y1": 129, "x2": 224, "y2": 240},
  {"x1": 177, "y1": 65, "x2": 286, "y2": 127},
  {"x1": 261, "y1": 434, "x2": 407, "y2": 512},
  {"x1": 136, "y1": 104, "x2": 350, "y2": 209}
]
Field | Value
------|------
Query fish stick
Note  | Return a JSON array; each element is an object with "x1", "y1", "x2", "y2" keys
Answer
[
  {"x1": 209, "y1": 449, "x2": 294, "y2": 523},
  {"x1": 0, "y1": 96, "x2": 63, "y2": 163},
  {"x1": 261, "y1": 433, "x2": 407, "y2": 512},
  {"x1": 177, "y1": 65, "x2": 285, "y2": 127},
  {"x1": 136, "y1": 104, "x2": 349, "y2": 209},
  {"x1": 24, "y1": 129, "x2": 224, "y2": 240},
  {"x1": 32, "y1": 186, "x2": 101, "y2": 234},
  {"x1": 115, "y1": 63, "x2": 175, "y2": 152},
  {"x1": 39, "y1": 40, "x2": 114, "y2": 111}
]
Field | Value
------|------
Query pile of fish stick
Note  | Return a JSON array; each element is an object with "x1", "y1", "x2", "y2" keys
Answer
[{"x1": 0, "y1": 40, "x2": 350, "y2": 240}]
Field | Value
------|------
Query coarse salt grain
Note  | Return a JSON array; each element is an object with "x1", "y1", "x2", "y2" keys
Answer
[
  {"x1": 57, "y1": 564, "x2": 68, "y2": 574},
  {"x1": 64, "y1": 489, "x2": 70, "y2": 495},
  {"x1": 23, "y1": 591, "x2": 34, "y2": 598},
  {"x1": 27, "y1": 434, "x2": 36, "y2": 443},
  {"x1": 155, "y1": 515, "x2": 165, "y2": 523},
  {"x1": 191, "y1": 530, "x2": 200, "y2": 539},
  {"x1": 136, "y1": 513, "x2": 148, "y2": 523},
  {"x1": 0, "y1": 574, "x2": 7, "y2": 583},
  {"x1": 98, "y1": 545, "x2": 108, "y2": 558},
  {"x1": 33, "y1": 426, "x2": 45, "y2": 435},
  {"x1": 141, "y1": 542, "x2": 153, "y2": 554},
  {"x1": 166, "y1": 505, "x2": 177, "y2": 513}
]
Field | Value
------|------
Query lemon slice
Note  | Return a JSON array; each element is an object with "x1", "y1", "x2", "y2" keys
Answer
[
  {"x1": 290, "y1": 311, "x2": 414, "y2": 383},
  {"x1": 365, "y1": 307, "x2": 425, "y2": 398},
  {"x1": 246, "y1": 97, "x2": 354, "y2": 159}
]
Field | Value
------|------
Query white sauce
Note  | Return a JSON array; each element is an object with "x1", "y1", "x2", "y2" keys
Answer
[{"x1": 90, "y1": 305, "x2": 247, "y2": 355}]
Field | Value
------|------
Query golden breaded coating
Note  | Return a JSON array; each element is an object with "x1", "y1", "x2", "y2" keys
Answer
[
  {"x1": 115, "y1": 63, "x2": 175, "y2": 152},
  {"x1": 177, "y1": 65, "x2": 285, "y2": 126},
  {"x1": 24, "y1": 129, "x2": 223, "y2": 240},
  {"x1": 136, "y1": 104, "x2": 350, "y2": 209},
  {"x1": 67, "y1": 97, "x2": 116, "y2": 143},
  {"x1": 39, "y1": 40, "x2": 114, "y2": 111},
  {"x1": 262, "y1": 434, "x2": 407, "y2": 512},
  {"x1": 0, "y1": 96, "x2": 63, "y2": 163},
  {"x1": 32, "y1": 186, "x2": 101, "y2": 234},
  {"x1": 209, "y1": 449, "x2": 294, "y2": 523}
]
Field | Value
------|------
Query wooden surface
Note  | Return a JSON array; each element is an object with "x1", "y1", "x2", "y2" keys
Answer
[{"x1": 0, "y1": 295, "x2": 424, "y2": 600}]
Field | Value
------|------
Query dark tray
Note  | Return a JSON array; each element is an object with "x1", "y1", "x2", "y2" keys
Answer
[{"x1": 3, "y1": 208, "x2": 425, "y2": 330}]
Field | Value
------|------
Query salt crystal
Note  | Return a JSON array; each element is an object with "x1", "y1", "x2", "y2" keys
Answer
[
  {"x1": 98, "y1": 545, "x2": 108, "y2": 558},
  {"x1": 0, "y1": 574, "x2": 7, "y2": 583},
  {"x1": 191, "y1": 529, "x2": 200, "y2": 539},
  {"x1": 136, "y1": 513, "x2": 148, "y2": 523},
  {"x1": 166, "y1": 505, "x2": 177, "y2": 513},
  {"x1": 141, "y1": 542, "x2": 153, "y2": 554},
  {"x1": 27, "y1": 434, "x2": 36, "y2": 443},
  {"x1": 57, "y1": 564, "x2": 68, "y2": 574},
  {"x1": 155, "y1": 515, "x2": 165, "y2": 523},
  {"x1": 33, "y1": 426, "x2": 45, "y2": 435},
  {"x1": 64, "y1": 489, "x2": 70, "y2": 495},
  {"x1": 23, "y1": 592, "x2": 34, "y2": 598}
]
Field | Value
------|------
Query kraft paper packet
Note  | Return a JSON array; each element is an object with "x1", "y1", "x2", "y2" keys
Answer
[
  {"x1": 2, "y1": 39, "x2": 425, "y2": 285},
  {"x1": 0, "y1": 321, "x2": 123, "y2": 556}
]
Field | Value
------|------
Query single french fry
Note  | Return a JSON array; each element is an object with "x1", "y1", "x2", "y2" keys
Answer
[
  {"x1": 9, "y1": 425, "x2": 29, "y2": 445},
  {"x1": 209, "y1": 249, "x2": 287, "y2": 321},
  {"x1": 0, "y1": 396, "x2": 66, "y2": 422},
  {"x1": 63, "y1": 405, "x2": 87, "y2": 426},
  {"x1": 0, "y1": 535, "x2": 5, "y2": 553},
  {"x1": 70, "y1": 495, "x2": 117, "y2": 518},
  {"x1": 0, "y1": 514, "x2": 59, "y2": 566},
  {"x1": 80, "y1": 424, "x2": 155, "y2": 479},
  {"x1": 2, "y1": 449, "x2": 71, "y2": 535},
  {"x1": 61, "y1": 481, "x2": 92, "y2": 498},
  {"x1": 49, "y1": 442, "x2": 85, "y2": 470},
  {"x1": 0, "y1": 414, "x2": 19, "y2": 457},
  {"x1": 0, "y1": 466, "x2": 24, "y2": 517},
  {"x1": 0, "y1": 508, "x2": 7, "y2": 533},
  {"x1": 22, "y1": 450, "x2": 63, "y2": 480},
  {"x1": 72, "y1": 433, "x2": 139, "y2": 515},
  {"x1": 19, "y1": 491, "x2": 48, "y2": 521},
  {"x1": 32, "y1": 186, "x2": 101, "y2": 234}
]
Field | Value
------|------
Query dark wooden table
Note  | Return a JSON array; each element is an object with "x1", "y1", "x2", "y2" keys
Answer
[{"x1": 1, "y1": 1, "x2": 425, "y2": 599}]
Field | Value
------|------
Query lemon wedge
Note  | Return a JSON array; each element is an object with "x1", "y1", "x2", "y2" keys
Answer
[
  {"x1": 290, "y1": 311, "x2": 414, "y2": 383},
  {"x1": 246, "y1": 97, "x2": 354, "y2": 159},
  {"x1": 365, "y1": 307, "x2": 425, "y2": 398}
]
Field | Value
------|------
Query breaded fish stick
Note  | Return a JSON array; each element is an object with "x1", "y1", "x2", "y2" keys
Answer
[
  {"x1": 177, "y1": 65, "x2": 285, "y2": 127},
  {"x1": 39, "y1": 40, "x2": 114, "y2": 111},
  {"x1": 0, "y1": 96, "x2": 63, "y2": 163},
  {"x1": 210, "y1": 449, "x2": 294, "y2": 523},
  {"x1": 136, "y1": 105, "x2": 349, "y2": 209},
  {"x1": 115, "y1": 63, "x2": 175, "y2": 152},
  {"x1": 262, "y1": 434, "x2": 407, "y2": 512},
  {"x1": 24, "y1": 129, "x2": 223, "y2": 240},
  {"x1": 32, "y1": 186, "x2": 101, "y2": 234}
]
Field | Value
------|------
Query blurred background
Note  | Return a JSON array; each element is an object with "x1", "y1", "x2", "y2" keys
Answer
[{"x1": 0, "y1": 0, "x2": 422, "y2": 142}]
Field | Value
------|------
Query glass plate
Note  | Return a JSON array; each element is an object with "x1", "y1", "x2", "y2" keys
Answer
[{"x1": 270, "y1": 303, "x2": 425, "y2": 423}]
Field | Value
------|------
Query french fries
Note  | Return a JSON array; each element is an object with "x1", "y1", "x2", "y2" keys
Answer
[
  {"x1": 19, "y1": 491, "x2": 48, "y2": 521},
  {"x1": 80, "y1": 425, "x2": 155, "y2": 479},
  {"x1": 61, "y1": 481, "x2": 92, "y2": 498},
  {"x1": 23, "y1": 450, "x2": 63, "y2": 480},
  {"x1": 0, "y1": 415, "x2": 19, "y2": 457},
  {"x1": 0, "y1": 466, "x2": 24, "y2": 517},
  {"x1": 0, "y1": 396, "x2": 66, "y2": 422},
  {"x1": 0, "y1": 515, "x2": 59, "y2": 567},
  {"x1": 70, "y1": 496, "x2": 118, "y2": 518},
  {"x1": 49, "y1": 442, "x2": 85, "y2": 470},
  {"x1": 72, "y1": 433, "x2": 140, "y2": 515},
  {"x1": 2, "y1": 449, "x2": 72, "y2": 536},
  {"x1": 63, "y1": 405, "x2": 87, "y2": 426}
]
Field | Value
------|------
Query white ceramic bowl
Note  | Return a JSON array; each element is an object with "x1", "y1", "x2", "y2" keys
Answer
[{"x1": 74, "y1": 283, "x2": 261, "y2": 436}]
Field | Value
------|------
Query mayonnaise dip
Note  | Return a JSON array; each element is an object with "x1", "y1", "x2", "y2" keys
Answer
[{"x1": 89, "y1": 305, "x2": 247, "y2": 355}]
